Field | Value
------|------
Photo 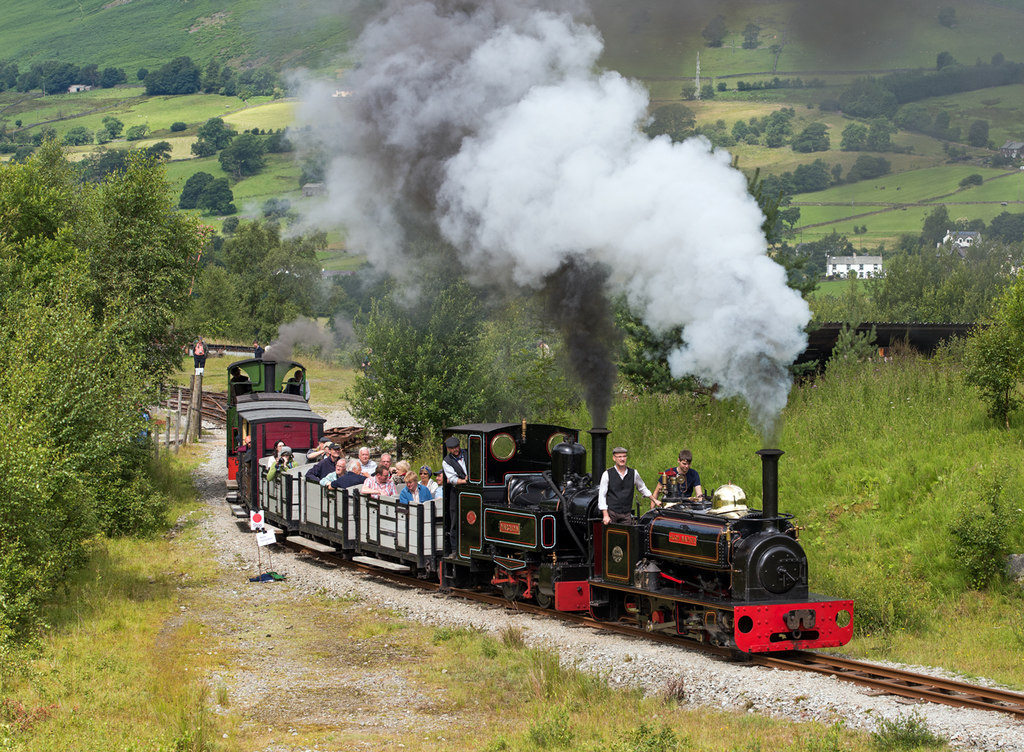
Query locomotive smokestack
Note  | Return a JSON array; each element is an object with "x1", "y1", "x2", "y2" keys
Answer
[
  {"x1": 263, "y1": 360, "x2": 277, "y2": 393},
  {"x1": 588, "y1": 427, "x2": 610, "y2": 480},
  {"x1": 756, "y1": 448, "x2": 784, "y2": 533}
]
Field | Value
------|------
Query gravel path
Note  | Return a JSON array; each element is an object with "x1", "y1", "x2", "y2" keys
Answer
[{"x1": 190, "y1": 430, "x2": 1024, "y2": 751}]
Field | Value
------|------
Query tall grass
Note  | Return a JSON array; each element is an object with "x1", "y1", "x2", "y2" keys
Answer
[{"x1": 552, "y1": 351, "x2": 1024, "y2": 683}]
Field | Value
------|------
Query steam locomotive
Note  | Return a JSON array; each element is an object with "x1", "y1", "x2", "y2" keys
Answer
[{"x1": 225, "y1": 358, "x2": 853, "y2": 653}]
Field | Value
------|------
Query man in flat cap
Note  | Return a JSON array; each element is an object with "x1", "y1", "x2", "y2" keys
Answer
[
  {"x1": 442, "y1": 436, "x2": 468, "y2": 486},
  {"x1": 598, "y1": 446, "x2": 653, "y2": 525},
  {"x1": 305, "y1": 442, "x2": 341, "y2": 484}
]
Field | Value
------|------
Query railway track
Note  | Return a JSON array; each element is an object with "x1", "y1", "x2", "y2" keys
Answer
[{"x1": 274, "y1": 538, "x2": 1024, "y2": 719}]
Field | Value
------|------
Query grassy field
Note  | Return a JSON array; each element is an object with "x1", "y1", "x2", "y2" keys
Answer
[{"x1": 0, "y1": 0, "x2": 354, "y2": 72}]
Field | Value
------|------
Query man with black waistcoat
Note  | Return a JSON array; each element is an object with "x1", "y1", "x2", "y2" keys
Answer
[
  {"x1": 442, "y1": 436, "x2": 468, "y2": 485},
  {"x1": 598, "y1": 446, "x2": 653, "y2": 525},
  {"x1": 443, "y1": 436, "x2": 468, "y2": 550}
]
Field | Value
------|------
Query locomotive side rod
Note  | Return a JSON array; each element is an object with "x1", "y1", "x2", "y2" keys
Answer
[{"x1": 272, "y1": 536, "x2": 1024, "y2": 718}]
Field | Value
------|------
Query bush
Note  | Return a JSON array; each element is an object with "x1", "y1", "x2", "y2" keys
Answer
[
  {"x1": 125, "y1": 124, "x2": 149, "y2": 141},
  {"x1": 170, "y1": 121, "x2": 188, "y2": 132},
  {"x1": 948, "y1": 475, "x2": 1019, "y2": 589},
  {"x1": 959, "y1": 173, "x2": 983, "y2": 187},
  {"x1": 871, "y1": 711, "x2": 946, "y2": 750}
]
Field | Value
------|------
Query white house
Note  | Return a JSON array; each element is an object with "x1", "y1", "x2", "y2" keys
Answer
[
  {"x1": 1000, "y1": 141, "x2": 1024, "y2": 160},
  {"x1": 67, "y1": 84, "x2": 93, "y2": 93},
  {"x1": 939, "y1": 230, "x2": 980, "y2": 251},
  {"x1": 826, "y1": 254, "x2": 883, "y2": 279}
]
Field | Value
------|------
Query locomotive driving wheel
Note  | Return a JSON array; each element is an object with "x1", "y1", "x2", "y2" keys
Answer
[
  {"x1": 535, "y1": 591, "x2": 553, "y2": 609},
  {"x1": 502, "y1": 581, "x2": 524, "y2": 601}
]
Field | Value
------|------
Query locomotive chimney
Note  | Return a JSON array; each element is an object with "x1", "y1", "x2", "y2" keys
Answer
[
  {"x1": 263, "y1": 360, "x2": 276, "y2": 393},
  {"x1": 756, "y1": 448, "x2": 784, "y2": 533},
  {"x1": 588, "y1": 427, "x2": 610, "y2": 480}
]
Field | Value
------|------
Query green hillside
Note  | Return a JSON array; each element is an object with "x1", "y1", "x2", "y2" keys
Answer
[
  {"x1": 0, "y1": 0, "x2": 356, "y2": 72},
  {"x1": 6, "y1": 0, "x2": 1024, "y2": 248}
]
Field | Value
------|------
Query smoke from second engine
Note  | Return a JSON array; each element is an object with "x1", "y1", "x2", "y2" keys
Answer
[{"x1": 299, "y1": 0, "x2": 810, "y2": 436}]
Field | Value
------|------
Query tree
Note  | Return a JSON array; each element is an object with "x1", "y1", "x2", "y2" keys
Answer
[
  {"x1": 845, "y1": 154, "x2": 891, "y2": 182},
  {"x1": 99, "y1": 67, "x2": 126, "y2": 88},
  {"x1": 218, "y1": 132, "x2": 266, "y2": 178},
  {"x1": 62, "y1": 126, "x2": 93, "y2": 146},
  {"x1": 136, "y1": 68, "x2": 148, "y2": 81},
  {"x1": 145, "y1": 141, "x2": 172, "y2": 161},
  {"x1": 125, "y1": 124, "x2": 149, "y2": 141},
  {"x1": 968, "y1": 119, "x2": 990, "y2": 148},
  {"x1": 701, "y1": 15, "x2": 727, "y2": 47},
  {"x1": 896, "y1": 103, "x2": 932, "y2": 132},
  {"x1": 348, "y1": 279, "x2": 486, "y2": 450},
  {"x1": 102, "y1": 116, "x2": 124, "y2": 140},
  {"x1": 742, "y1": 23, "x2": 760, "y2": 49},
  {"x1": 965, "y1": 319, "x2": 1022, "y2": 428},
  {"x1": 170, "y1": 121, "x2": 188, "y2": 132},
  {"x1": 191, "y1": 117, "x2": 235, "y2": 157},
  {"x1": 936, "y1": 51, "x2": 957, "y2": 70},
  {"x1": 937, "y1": 7, "x2": 957, "y2": 28},
  {"x1": 144, "y1": 56, "x2": 201, "y2": 95},
  {"x1": 644, "y1": 104, "x2": 696, "y2": 142},
  {"x1": 865, "y1": 119, "x2": 895, "y2": 151},
  {"x1": 202, "y1": 59, "x2": 222, "y2": 94},
  {"x1": 959, "y1": 173, "x2": 984, "y2": 188},
  {"x1": 988, "y1": 212, "x2": 1024, "y2": 243},
  {"x1": 920, "y1": 205, "x2": 951, "y2": 246},
  {"x1": 197, "y1": 178, "x2": 236, "y2": 215},
  {"x1": 838, "y1": 77, "x2": 898, "y2": 118},
  {"x1": 791, "y1": 122, "x2": 830, "y2": 153},
  {"x1": 179, "y1": 172, "x2": 215, "y2": 209},
  {"x1": 841, "y1": 123, "x2": 868, "y2": 151}
]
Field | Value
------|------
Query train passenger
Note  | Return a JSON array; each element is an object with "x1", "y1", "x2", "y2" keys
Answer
[
  {"x1": 391, "y1": 459, "x2": 408, "y2": 479},
  {"x1": 331, "y1": 459, "x2": 367, "y2": 490},
  {"x1": 363, "y1": 464, "x2": 396, "y2": 498},
  {"x1": 320, "y1": 458, "x2": 365, "y2": 489},
  {"x1": 442, "y1": 436, "x2": 468, "y2": 487},
  {"x1": 305, "y1": 436, "x2": 330, "y2": 464},
  {"x1": 306, "y1": 442, "x2": 341, "y2": 483},
  {"x1": 229, "y1": 367, "x2": 252, "y2": 397},
  {"x1": 399, "y1": 471, "x2": 433, "y2": 504},
  {"x1": 598, "y1": 446, "x2": 654, "y2": 525},
  {"x1": 433, "y1": 471, "x2": 444, "y2": 500},
  {"x1": 267, "y1": 447, "x2": 294, "y2": 482},
  {"x1": 235, "y1": 434, "x2": 253, "y2": 462},
  {"x1": 420, "y1": 466, "x2": 438, "y2": 495},
  {"x1": 357, "y1": 446, "x2": 376, "y2": 476},
  {"x1": 652, "y1": 449, "x2": 703, "y2": 507},
  {"x1": 381, "y1": 453, "x2": 395, "y2": 476}
]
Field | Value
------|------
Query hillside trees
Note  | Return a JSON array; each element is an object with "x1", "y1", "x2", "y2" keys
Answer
[
  {"x1": 644, "y1": 104, "x2": 696, "y2": 142},
  {"x1": 186, "y1": 220, "x2": 323, "y2": 339},
  {"x1": 219, "y1": 132, "x2": 266, "y2": 178},
  {"x1": 191, "y1": 117, "x2": 235, "y2": 157},
  {"x1": 0, "y1": 142, "x2": 204, "y2": 640},
  {"x1": 965, "y1": 271, "x2": 1024, "y2": 427},
  {"x1": 701, "y1": 15, "x2": 727, "y2": 47},
  {"x1": 144, "y1": 56, "x2": 201, "y2": 95},
  {"x1": 791, "y1": 122, "x2": 829, "y2": 153}
]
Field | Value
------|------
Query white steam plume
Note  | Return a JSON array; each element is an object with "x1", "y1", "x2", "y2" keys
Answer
[{"x1": 298, "y1": 0, "x2": 810, "y2": 435}]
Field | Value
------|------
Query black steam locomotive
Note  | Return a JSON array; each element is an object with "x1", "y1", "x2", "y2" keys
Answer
[{"x1": 226, "y1": 359, "x2": 853, "y2": 653}]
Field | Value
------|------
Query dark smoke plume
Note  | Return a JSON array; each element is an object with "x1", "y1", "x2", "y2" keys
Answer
[{"x1": 298, "y1": 0, "x2": 811, "y2": 435}]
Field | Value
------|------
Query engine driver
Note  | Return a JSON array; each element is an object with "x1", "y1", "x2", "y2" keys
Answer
[
  {"x1": 652, "y1": 449, "x2": 703, "y2": 508},
  {"x1": 598, "y1": 446, "x2": 653, "y2": 525}
]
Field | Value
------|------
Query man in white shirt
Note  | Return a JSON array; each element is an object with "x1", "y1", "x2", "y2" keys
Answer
[{"x1": 598, "y1": 446, "x2": 653, "y2": 525}]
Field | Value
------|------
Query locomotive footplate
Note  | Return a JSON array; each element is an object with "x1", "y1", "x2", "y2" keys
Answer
[{"x1": 590, "y1": 579, "x2": 854, "y2": 652}]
